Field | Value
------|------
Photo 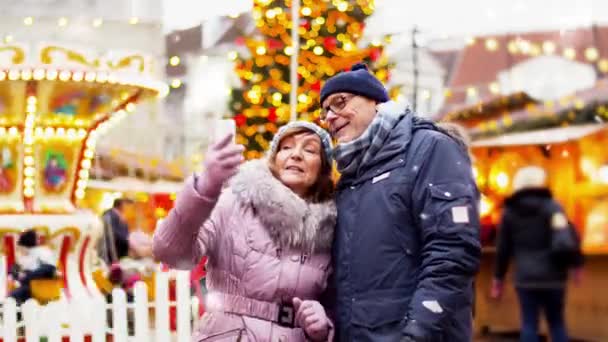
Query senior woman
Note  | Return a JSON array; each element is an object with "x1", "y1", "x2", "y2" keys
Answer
[{"x1": 153, "y1": 121, "x2": 336, "y2": 341}]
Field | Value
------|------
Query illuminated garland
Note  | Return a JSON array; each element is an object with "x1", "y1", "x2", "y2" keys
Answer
[{"x1": 228, "y1": 0, "x2": 395, "y2": 159}]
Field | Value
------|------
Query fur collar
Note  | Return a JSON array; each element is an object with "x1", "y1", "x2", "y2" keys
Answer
[{"x1": 230, "y1": 159, "x2": 336, "y2": 253}]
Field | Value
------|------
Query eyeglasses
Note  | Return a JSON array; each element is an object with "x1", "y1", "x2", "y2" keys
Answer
[{"x1": 320, "y1": 94, "x2": 355, "y2": 120}]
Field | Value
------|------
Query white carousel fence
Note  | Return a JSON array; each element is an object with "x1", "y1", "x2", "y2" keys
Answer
[{"x1": 0, "y1": 269, "x2": 200, "y2": 342}]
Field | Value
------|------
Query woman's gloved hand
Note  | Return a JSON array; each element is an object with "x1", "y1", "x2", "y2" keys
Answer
[{"x1": 195, "y1": 133, "x2": 244, "y2": 198}]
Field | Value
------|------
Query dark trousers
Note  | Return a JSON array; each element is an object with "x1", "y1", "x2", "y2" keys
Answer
[
  {"x1": 9, "y1": 284, "x2": 32, "y2": 305},
  {"x1": 516, "y1": 287, "x2": 568, "y2": 342}
]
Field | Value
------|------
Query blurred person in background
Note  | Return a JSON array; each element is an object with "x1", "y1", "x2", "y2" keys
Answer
[
  {"x1": 8, "y1": 229, "x2": 57, "y2": 304},
  {"x1": 320, "y1": 63, "x2": 481, "y2": 342},
  {"x1": 153, "y1": 121, "x2": 337, "y2": 341},
  {"x1": 492, "y1": 166, "x2": 584, "y2": 342},
  {"x1": 98, "y1": 198, "x2": 134, "y2": 265}
]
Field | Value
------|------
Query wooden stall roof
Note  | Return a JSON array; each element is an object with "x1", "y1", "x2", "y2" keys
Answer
[{"x1": 472, "y1": 123, "x2": 607, "y2": 147}]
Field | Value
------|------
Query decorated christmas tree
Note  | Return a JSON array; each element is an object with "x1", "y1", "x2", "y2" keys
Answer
[{"x1": 229, "y1": 0, "x2": 395, "y2": 159}]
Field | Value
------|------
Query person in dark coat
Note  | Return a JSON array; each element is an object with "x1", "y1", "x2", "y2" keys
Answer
[
  {"x1": 320, "y1": 63, "x2": 481, "y2": 342},
  {"x1": 492, "y1": 166, "x2": 583, "y2": 342},
  {"x1": 99, "y1": 198, "x2": 133, "y2": 265}
]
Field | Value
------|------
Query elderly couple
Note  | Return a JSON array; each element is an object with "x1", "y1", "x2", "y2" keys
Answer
[{"x1": 153, "y1": 63, "x2": 481, "y2": 341}]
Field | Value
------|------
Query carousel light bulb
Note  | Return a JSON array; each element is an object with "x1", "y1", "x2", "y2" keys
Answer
[
  {"x1": 24, "y1": 187, "x2": 35, "y2": 198},
  {"x1": 58, "y1": 17, "x2": 68, "y2": 27},
  {"x1": 78, "y1": 129, "x2": 87, "y2": 138},
  {"x1": 107, "y1": 73, "x2": 117, "y2": 84},
  {"x1": 23, "y1": 17, "x2": 34, "y2": 26},
  {"x1": 8, "y1": 70, "x2": 20, "y2": 80},
  {"x1": 33, "y1": 68, "x2": 45, "y2": 80},
  {"x1": 81, "y1": 159, "x2": 92, "y2": 169},
  {"x1": 0, "y1": 71, "x2": 6, "y2": 81},
  {"x1": 85, "y1": 72, "x2": 96, "y2": 82},
  {"x1": 96, "y1": 72, "x2": 108, "y2": 83},
  {"x1": 228, "y1": 51, "x2": 238, "y2": 60},
  {"x1": 75, "y1": 189, "x2": 86, "y2": 199},
  {"x1": 46, "y1": 70, "x2": 58, "y2": 80},
  {"x1": 92, "y1": 18, "x2": 103, "y2": 27},
  {"x1": 129, "y1": 17, "x2": 139, "y2": 25},
  {"x1": 0, "y1": 127, "x2": 6, "y2": 135},
  {"x1": 56, "y1": 127, "x2": 65, "y2": 136},
  {"x1": 27, "y1": 96, "x2": 37, "y2": 105},
  {"x1": 24, "y1": 155, "x2": 35, "y2": 165},
  {"x1": 35, "y1": 127, "x2": 43, "y2": 136},
  {"x1": 45, "y1": 127, "x2": 54, "y2": 136},
  {"x1": 24, "y1": 167, "x2": 35, "y2": 177},
  {"x1": 67, "y1": 128, "x2": 76, "y2": 137},
  {"x1": 72, "y1": 71, "x2": 84, "y2": 82},
  {"x1": 79, "y1": 169, "x2": 89, "y2": 179},
  {"x1": 124, "y1": 103, "x2": 135, "y2": 113},
  {"x1": 284, "y1": 46, "x2": 294, "y2": 56},
  {"x1": 8, "y1": 127, "x2": 18, "y2": 136},
  {"x1": 343, "y1": 42, "x2": 354, "y2": 51},
  {"x1": 21, "y1": 69, "x2": 32, "y2": 80},
  {"x1": 84, "y1": 149, "x2": 94, "y2": 158},
  {"x1": 86, "y1": 138, "x2": 96, "y2": 148},
  {"x1": 337, "y1": 2, "x2": 348, "y2": 11},
  {"x1": 24, "y1": 178, "x2": 34, "y2": 187},
  {"x1": 59, "y1": 70, "x2": 71, "y2": 81},
  {"x1": 77, "y1": 179, "x2": 87, "y2": 188}
]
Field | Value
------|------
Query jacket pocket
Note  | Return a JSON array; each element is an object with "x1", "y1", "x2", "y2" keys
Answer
[{"x1": 428, "y1": 183, "x2": 477, "y2": 233}]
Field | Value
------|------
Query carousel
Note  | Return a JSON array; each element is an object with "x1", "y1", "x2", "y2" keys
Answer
[{"x1": 0, "y1": 42, "x2": 166, "y2": 303}]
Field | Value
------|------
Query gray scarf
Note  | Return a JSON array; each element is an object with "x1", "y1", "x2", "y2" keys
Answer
[{"x1": 333, "y1": 101, "x2": 409, "y2": 178}]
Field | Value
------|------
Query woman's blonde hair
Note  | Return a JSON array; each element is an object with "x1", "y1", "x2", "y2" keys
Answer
[{"x1": 267, "y1": 127, "x2": 335, "y2": 203}]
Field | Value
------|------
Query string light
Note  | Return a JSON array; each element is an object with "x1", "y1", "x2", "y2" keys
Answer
[
  {"x1": 169, "y1": 56, "x2": 180, "y2": 66},
  {"x1": 485, "y1": 38, "x2": 498, "y2": 51},
  {"x1": 92, "y1": 18, "x2": 103, "y2": 27},
  {"x1": 129, "y1": 17, "x2": 139, "y2": 25},
  {"x1": 23, "y1": 17, "x2": 34, "y2": 26}
]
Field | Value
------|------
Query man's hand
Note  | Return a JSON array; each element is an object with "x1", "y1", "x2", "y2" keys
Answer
[{"x1": 293, "y1": 297, "x2": 329, "y2": 341}]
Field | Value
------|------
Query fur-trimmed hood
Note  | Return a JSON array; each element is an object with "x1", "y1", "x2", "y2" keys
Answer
[{"x1": 229, "y1": 159, "x2": 336, "y2": 253}]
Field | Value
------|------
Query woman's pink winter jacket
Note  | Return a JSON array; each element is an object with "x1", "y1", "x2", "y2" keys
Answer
[{"x1": 153, "y1": 159, "x2": 336, "y2": 341}]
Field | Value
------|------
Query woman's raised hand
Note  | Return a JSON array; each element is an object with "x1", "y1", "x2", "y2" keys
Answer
[{"x1": 196, "y1": 133, "x2": 245, "y2": 198}]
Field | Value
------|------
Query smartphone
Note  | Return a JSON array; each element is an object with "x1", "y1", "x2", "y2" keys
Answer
[{"x1": 213, "y1": 119, "x2": 236, "y2": 143}]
